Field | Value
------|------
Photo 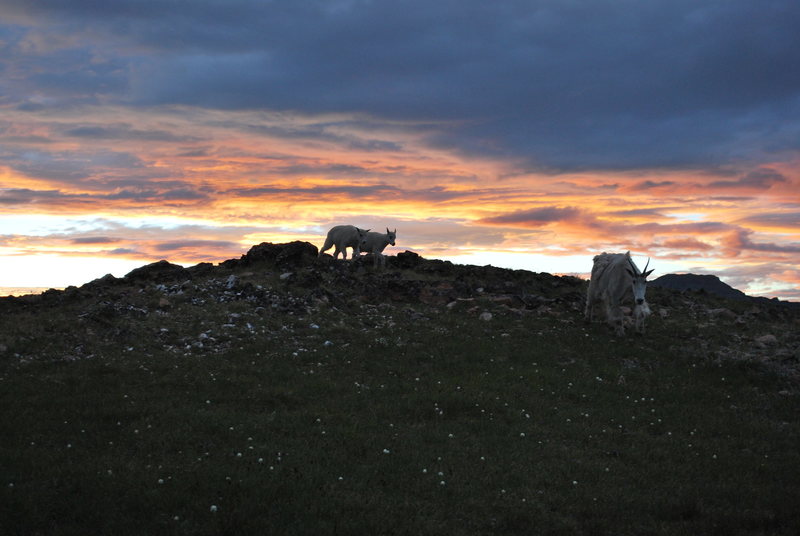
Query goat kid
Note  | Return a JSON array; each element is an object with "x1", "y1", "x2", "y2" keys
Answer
[{"x1": 360, "y1": 228, "x2": 397, "y2": 268}]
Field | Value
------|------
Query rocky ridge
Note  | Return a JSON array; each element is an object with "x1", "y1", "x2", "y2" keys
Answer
[{"x1": 1, "y1": 242, "x2": 798, "y2": 383}]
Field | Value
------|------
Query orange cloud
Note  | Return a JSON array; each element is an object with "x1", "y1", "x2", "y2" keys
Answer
[
  {"x1": 657, "y1": 238, "x2": 714, "y2": 251},
  {"x1": 1, "y1": 105, "x2": 799, "y2": 299}
]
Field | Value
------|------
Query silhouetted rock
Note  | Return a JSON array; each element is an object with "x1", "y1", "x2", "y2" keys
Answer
[
  {"x1": 187, "y1": 262, "x2": 214, "y2": 277},
  {"x1": 395, "y1": 250, "x2": 422, "y2": 269},
  {"x1": 124, "y1": 260, "x2": 189, "y2": 283},
  {"x1": 83, "y1": 273, "x2": 121, "y2": 289},
  {"x1": 237, "y1": 241, "x2": 319, "y2": 268},
  {"x1": 650, "y1": 273, "x2": 748, "y2": 301}
]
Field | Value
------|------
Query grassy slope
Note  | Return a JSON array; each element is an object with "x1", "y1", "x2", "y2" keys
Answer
[{"x1": 1, "y1": 257, "x2": 799, "y2": 535}]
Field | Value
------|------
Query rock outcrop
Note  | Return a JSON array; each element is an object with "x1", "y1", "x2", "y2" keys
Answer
[{"x1": 650, "y1": 273, "x2": 748, "y2": 301}]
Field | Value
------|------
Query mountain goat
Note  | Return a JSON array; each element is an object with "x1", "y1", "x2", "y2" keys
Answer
[
  {"x1": 585, "y1": 251, "x2": 654, "y2": 336},
  {"x1": 319, "y1": 225, "x2": 370, "y2": 260},
  {"x1": 360, "y1": 228, "x2": 396, "y2": 268}
]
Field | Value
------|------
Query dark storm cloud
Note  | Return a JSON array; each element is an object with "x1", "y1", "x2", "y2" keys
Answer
[
  {"x1": 239, "y1": 121, "x2": 404, "y2": 153},
  {"x1": 480, "y1": 207, "x2": 584, "y2": 227},
  {"x1": 104, "y1": 187, "x2": 209, "y2": 202},
  {"x1": 268, "y1": 163, "x2": 380, "y2": 178},
  {"x1": 480, "y1": 205, "x2": 733, "y2": 237},
  {"x1": 108, "y1": 248, "x2": 140, "y2": 255},
  {"x1": 0, "y1": 188, "x2": 68, "y2": 205},
  {"x1": 630, "y1": 221, "x2": 731, "y2": 236},
  {"x1": 70, "y1": 236, "x2": 118, "y2": 244},
  {"x1": 609, "y1": 208, "x2": 671, "y2": 218},
  {"x1": 2, "y1": 0, "x2": 799, "y2": 171},
  {"x1": 62, "y1": 124, "x2": 202, "y2": 143},
  {"x1": 2, "y1": 148, "x2": 147, "y2": 183},
  {"x1": 228, "y1": 183, "x2": 400, "y2": 199},
  {"x1": 627, "y1": 180, "x2": 677, "y2": 191},
  {"x1": 153, "y1": 239, "x2": 240, "y2": 252},
  {"x1": 256, "y1": 161, "x2": 475, "y2": 183},
  {"x1": 227, "y1": 183, "x2": 484, "y2": 203},
  {"x1": 707, "y1": 169, "x2": 788, "y2": 190},
  {"x1": 0, "y1": 184, "x2": 208, "y2": 206},
  {"x1": 175, "y1": 147, "x2": 213, "y2": 158},
  {"x1": 626, "y1": 169, "x2": 789, "y2": 193},
  {"x1": 739, "y1": 211, "x2": 800, "y2": 228}
]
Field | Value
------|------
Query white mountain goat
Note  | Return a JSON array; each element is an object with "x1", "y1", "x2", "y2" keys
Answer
[
  {"x1": 359, "y1": 228, "x2": 396, "y2": 268},
  {"x1": 319, "y1": 225, "x2": 370, "y2": 260},
  {"x1": 584, "y1": 251, "x2": 654, "y2": 336}
]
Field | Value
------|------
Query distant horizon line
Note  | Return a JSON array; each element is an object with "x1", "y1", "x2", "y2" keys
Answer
[{"x1": 0, "y1": 287, "x2": 64, "y2": 297}]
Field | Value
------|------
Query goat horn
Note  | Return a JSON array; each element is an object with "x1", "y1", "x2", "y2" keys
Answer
[{"x1": 643, "y1": 257, "x2": 650, "y2": 273}]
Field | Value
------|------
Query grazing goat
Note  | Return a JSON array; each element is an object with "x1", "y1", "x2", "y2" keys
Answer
[
  {"x1": 319, "y1": 225, "x2": 370, "y2": 260},
  {"x1": 359, "y1": 228, "x2": 396, "y2": 268},
  {"x1": 584, "y1": 251, "x2": 654, "y2": 336}
]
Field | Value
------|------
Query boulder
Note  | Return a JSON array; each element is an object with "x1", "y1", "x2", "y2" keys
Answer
[
  {"x1": 187, "y1": 262, "x2": 214, "y2": 276},
  {"x1": 124, "y1": 260, "x2": 189, "y2": 283},
  {"x1": 395, "y1": 250, "x2": 422, "y2": 269},
  {"x1": 240, "y1": 241, "x2": 319, "y2": 268},
  {"x1": 81, "y1": 273, "x2": 122, "y2": 292}
]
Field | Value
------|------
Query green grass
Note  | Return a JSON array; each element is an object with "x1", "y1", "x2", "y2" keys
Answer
[{"x1": 1, "y1": 274, "x2": 799, "y2": 535}]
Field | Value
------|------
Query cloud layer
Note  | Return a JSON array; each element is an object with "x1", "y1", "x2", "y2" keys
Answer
[{"x1": 1, "y1": 1, "x2": 799, "y2": 298}]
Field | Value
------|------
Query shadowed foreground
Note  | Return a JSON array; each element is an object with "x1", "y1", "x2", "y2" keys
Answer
[{"x1": 2, "y1": 243, "x2": 799, "y2": 535}]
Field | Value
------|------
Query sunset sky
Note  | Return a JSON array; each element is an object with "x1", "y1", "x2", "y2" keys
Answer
[{"x1": 2, "y1": 0, "x2": 799, "y2": 299}]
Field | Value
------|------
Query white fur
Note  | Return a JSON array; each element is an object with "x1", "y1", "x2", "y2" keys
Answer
[
  {"x1": 585, "y1": 251, "x2": 654, "y2": 336},
  {"x1": 319, "y1": 225, "x2": 370, "y2": 260},
  {"x1": 359, "y1": 228, "x2": 396, "y2": 268}
]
